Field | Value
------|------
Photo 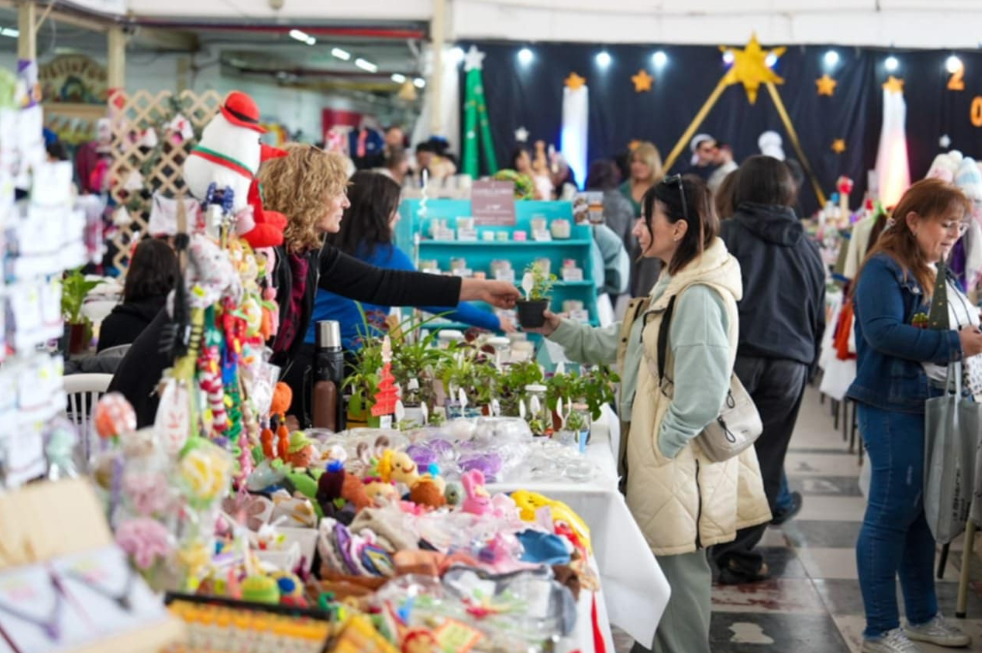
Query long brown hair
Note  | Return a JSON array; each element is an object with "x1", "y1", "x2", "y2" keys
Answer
[
  {"x1": 856, "y1": 178, "x2": 971, "y2": 298},
  {"x1": 642, "y1": 175, "x2": 718, "y2": 275}
]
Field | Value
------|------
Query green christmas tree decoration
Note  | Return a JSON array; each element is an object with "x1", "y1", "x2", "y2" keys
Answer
[{"x1": 462, "y1": 46, "x2": 498, "y2": 178}]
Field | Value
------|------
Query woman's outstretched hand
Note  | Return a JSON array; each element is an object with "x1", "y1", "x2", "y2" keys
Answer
[
  {"x1": 523, "y1": 310, "x2": 562, "y2": 337},
  {"x1": 461, "y1": 278, "x2": 520, "y2": 309}
]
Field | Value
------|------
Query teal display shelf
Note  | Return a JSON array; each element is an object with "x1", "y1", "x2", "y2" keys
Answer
[{"x1": 396, "y1": 199, "x2": 600, "y2": 327}]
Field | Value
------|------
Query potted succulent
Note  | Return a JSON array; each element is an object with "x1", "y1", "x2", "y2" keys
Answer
[
  {"x1": 343, "y1": 335, "x2": 383, "y2": 427},
  {"x1": 61, "y1": 268, "x2": 99, "y2": 355},
  {"x1": 516, "y1": 261, "x2": 556, "y2": 329},
  {"x1": 499, "y1": 360, "x2": 545, "y2": 417}
]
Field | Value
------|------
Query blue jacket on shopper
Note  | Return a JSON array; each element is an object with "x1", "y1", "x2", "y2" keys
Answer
[{"x1": 846, "y1": 253, "x2": 963, "y2": 414}]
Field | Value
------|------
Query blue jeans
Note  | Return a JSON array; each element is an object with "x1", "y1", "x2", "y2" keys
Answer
[
  {"x1": 856, "y1": 403, "x2": 939, "y2": 638},
  {"x1": 776, "y1": 472, "x2": 793, "y2": 513}
]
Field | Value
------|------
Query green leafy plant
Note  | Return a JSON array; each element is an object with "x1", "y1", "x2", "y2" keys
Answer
[
  {"x1": 566, "y1": 409, "x2": 589, "y2": 433},
  {"x1": 498, "y1": 360, "x2": 545, "y2": 417},
  {"x1": 527, "y1": 417, "x2": 548, "y2": 436},
  {"x1": 522, "y1": 261, "x2": 556, "y2": 300},
  {"x1": 61, "y1": 268, "x2": 99, "y2": 326},
  {"x1": 546, "y1": 365, "x2": 620, "y2": 421}
]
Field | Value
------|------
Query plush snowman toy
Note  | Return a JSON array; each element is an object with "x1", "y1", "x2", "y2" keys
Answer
[{"x1": 183, "y1": 91, "x2": 265, "y2": 214}]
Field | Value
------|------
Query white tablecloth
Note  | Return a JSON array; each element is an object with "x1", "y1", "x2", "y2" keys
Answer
[{"x1": 490, "y1": 406, "x2": 670, "y2": 651}]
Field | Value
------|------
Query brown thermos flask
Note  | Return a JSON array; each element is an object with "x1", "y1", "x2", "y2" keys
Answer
[{"x1": 312, "y1": 320, "x2": 345, "y2": 432}]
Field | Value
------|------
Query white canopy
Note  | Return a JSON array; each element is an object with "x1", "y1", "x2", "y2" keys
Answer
[{"x1": 121, "y1": 0, "x2": 982, "y2": 48}]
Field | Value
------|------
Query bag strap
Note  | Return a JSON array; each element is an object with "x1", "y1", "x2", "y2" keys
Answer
[{"x1": 655, "y1": 295, "x2": 677, "y2": 383}]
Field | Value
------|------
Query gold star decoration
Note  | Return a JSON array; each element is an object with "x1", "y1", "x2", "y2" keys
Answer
[
  {"x1": 816, "y1": 74, "x2": 838, "y2": 97},
  {"x1": 883, "y1": 76, "x2": 905, "y2": 94},
  {"x1": 632, "y1": 69, "x2": 654, "y2": 93},
  {"x1": 831, "y1": 139, "x2": 847, "y2": 154},
  {"x1": 628, "y1": 140, "x2": 642, "y2": 151},
  {"x1": 565, "y1": 72, "x2": 586, "y2": 91},
  {"x1": 720, "y1": 34, "x2": 786, "y2": 104}
]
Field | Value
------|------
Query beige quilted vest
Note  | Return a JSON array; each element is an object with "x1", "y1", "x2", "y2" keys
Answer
[{"x1": 625, "y1": 240, "x2": 771, "y2": 557}]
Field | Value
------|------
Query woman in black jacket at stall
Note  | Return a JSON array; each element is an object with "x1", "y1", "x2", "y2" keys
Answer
[
  {"x1": 98, "y1": 238, "x2": 178, "y2": 352},
  {"x1": 110, "y1": 144, "x2": 518, "y2": 426}
]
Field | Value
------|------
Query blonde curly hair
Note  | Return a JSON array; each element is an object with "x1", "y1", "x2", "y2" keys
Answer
[{"x1": 257, "y1": 143, "x2": 349, "y2": 254}]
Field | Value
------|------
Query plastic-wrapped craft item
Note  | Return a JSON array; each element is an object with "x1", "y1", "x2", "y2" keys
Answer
[{"x1": 472, "y1": 416, "x2": 533, "y2": 444}]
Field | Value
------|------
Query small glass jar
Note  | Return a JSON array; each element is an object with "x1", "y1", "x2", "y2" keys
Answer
[{"x1": 523, "y1": 383, "x2": 550, "y2": 436}]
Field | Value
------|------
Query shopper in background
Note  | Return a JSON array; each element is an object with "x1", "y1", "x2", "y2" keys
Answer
[
  {"x1": 713, "y1": 169, "x2": 740, "y2": 221},
  {"x1": 711, "y1": 155, "x2": 826, "y2": 585},
  {"x1": 587, "y1": 159, "x2": 635, "y2": 258},
  {"x1": 109, "y1": 145, "x2": 519, "y2": 427},
  {"x1": 550, "y1": 154, "x2": 578, "y2": 201},
  {"x1": 378, "y1": 147, "x2": 410, "y2": 185},
  {"x1": 307, "y1": 170, "x2": 514, "y2": 352},
  {"x1": 619, "y1": 141, "x2": 664, "y2": 296},
  {"x1": 530, "y1": 176, "x2": 770, "y2": 653},
  {"x1": 510, "y1": 145, "x2": 534, "y2": 176},
  {"x1": 687, "y1": 134, "x2": 719, "y2": 181},
  {"x1": 847, "y1": 179, "x2": 980, "y2": 653},
  {"x1": 708, "y1": 142, "x2": 739, "y2": 193},
  {"x1": 97, "y1": 238, "x2": 178, "y2": 352}
]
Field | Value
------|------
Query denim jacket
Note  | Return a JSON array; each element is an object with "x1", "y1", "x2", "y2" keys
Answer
[{"x1": 846, "y1": 253, "x2": 963, "y2": 413}]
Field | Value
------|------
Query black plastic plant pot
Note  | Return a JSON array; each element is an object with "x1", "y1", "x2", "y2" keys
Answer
[{"x1": 516, "y1": 299, "x2": 549, "y2": 328}]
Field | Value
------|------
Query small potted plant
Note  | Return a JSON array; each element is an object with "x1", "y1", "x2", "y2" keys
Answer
[
  {"x1": 516, "y1": 261, "x2": 556, "y2": 329},
  {"x1": 61, "y1": 268, "x2": 99, "y2": 355}
]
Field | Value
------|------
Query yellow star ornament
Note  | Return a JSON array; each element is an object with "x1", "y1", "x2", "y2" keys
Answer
[
  {"x1": 816, "y1": 74, "x2": 837, "y2": 97},
  {"x1": 883, "y1": 76, "x2": 905, "y2": 94},
  {"x1": 832, "y1": 139, "x2": 847, "y2": 154},
  {"x1": 720, "y1": 34, "x2": 786, "y2": 104},
  {"x1": 632, "y1": 69, "x2": 654, "y2": 93},
  {"x1": 565, "y1": 72, "x2": 586, "y2": 91}
]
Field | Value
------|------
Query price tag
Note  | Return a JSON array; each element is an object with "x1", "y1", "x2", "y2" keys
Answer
[
  {"x1": 532, "y1": 229, "x2": 552, "y2": 242},
  {"x1": 493, "y1": 269, "x2": 515, "y2": 283}
]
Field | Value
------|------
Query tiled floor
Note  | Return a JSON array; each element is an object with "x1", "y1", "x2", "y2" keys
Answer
[{"x1": 612, "y1": 386, "x2": 982, "y2": 652}]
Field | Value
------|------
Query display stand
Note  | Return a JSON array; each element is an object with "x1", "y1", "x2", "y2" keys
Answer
[
  {"x1": 396, "y1": 198, "x2": 599, "y2": 327},
  {"x1": 0, "y1": 480, "x2": 183, "y2": 653}
]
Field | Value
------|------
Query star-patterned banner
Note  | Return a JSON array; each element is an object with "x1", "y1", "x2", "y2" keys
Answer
[{"x1": 467, "y1": 41, "x2": 982, "y2": 214}]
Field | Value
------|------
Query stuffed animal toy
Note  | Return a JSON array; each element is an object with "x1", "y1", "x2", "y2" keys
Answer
[
  {"x1": 284, "y1": 431, "x2": 317, "y2": 468},
  {"x1": 186, "y1": 234, "x2": 242, "y2": 309},
  {"x1": 460, "y1": 469, "x2": 491, "y2": 516},
  {"x1": 444, "y1": 481, "x2": 463, "y2": 506},
  {"x1": 262, "y1": 382, "x2": 292, "y2": 459},
  {"x1": 184, "y1": 91, "x2": 265, "y2": 213},
  {"x1": 409, "y1": 478, "x2": 446, "y2": 509},
  {"x1": 926, "y1": 151, "x2": 964, "y2": 183},
  {"x1": 363, "y1": 478, "x2": 399, "y2": 505},
  {"x1": 236, "y1": 144, "x2": 289, "y2": 249},
  {"x1": 341, "y1": 472, "x2": 371, "y2": 511}
]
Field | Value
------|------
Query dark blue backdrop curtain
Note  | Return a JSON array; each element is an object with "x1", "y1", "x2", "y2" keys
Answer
[{"x1": 464, "y1": 42, "x2": 982, "y2": 215}]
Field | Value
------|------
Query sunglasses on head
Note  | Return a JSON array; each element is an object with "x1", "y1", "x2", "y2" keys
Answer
[{"x1": 662, "y1": 174, "x2": 689, "y2": 226}]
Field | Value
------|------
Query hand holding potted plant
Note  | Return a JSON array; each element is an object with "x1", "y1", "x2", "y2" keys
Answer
[{"x1": 516, "y1": 261, "x2": 556, "y2": 329}]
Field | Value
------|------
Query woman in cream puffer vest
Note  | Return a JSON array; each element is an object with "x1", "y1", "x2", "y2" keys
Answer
[{"x1": 533, "y1": 176, "x2": 770, "y2": 653}]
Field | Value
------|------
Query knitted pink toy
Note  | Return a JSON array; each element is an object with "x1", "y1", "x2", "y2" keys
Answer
[{"x1": 461, "y1": 469, "x2": 491, "y2": 516}]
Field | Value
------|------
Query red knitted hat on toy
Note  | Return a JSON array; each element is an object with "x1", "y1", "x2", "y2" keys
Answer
[{"x1": 220, "y1": 91, "x2": 266, "y2": 134}]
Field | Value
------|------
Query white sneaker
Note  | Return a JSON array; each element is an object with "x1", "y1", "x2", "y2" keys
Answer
[
  {"x1": 861, "y1": 629, "x2": 924, "y2": 653},
  {"x1": 905, "y1": 614, "x2": 971, "y2": 648}
]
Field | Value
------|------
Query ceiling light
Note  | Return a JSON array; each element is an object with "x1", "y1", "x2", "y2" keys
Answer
[
  {"x1": 946, "y1": 55, "x2": 963, "y2": 73},
  {"x1": 765, "y1": 52, "x2": 778, "y2": 68},
  {"x1": 331, "y1": 47, "x2": 351, "y2": 61},
  {"x1": 518, "y1": 47, "x2": 534, "y2": 65},
  {"x1": 824, "y1": 50, "x2": 839, "y2": 67},
  {"x1": 0, "y1": 27, "x2": 19, "y2": 38},
  {"x1": 596, "y1": 51, "x2": 611, "y2": 67},
  {"x1": 414, "y1": 78, "x2": 426, "y2": 88},
  {"x1": 289, "y1": 29, "x2": 315, "y2": 45},
  {"x1": 355, "y1": 58, "x2": 378, "y2": 73},
  {"x1": 722, "y1": 50, "x2": 734, "y2": 65},
  {"x1": 885, "y1": 56, "x2": 899, "y2": 72},
  {"x1": 652, "y1": 51, "x2": 667, "y2": 67},
  {"x1": 391, "y1": 73, "x2": 407, "y2": 83}
]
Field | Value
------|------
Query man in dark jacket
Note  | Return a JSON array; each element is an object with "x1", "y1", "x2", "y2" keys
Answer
[{"x1": 712, "y1": 155, "x2": 826, "y2": 584}]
